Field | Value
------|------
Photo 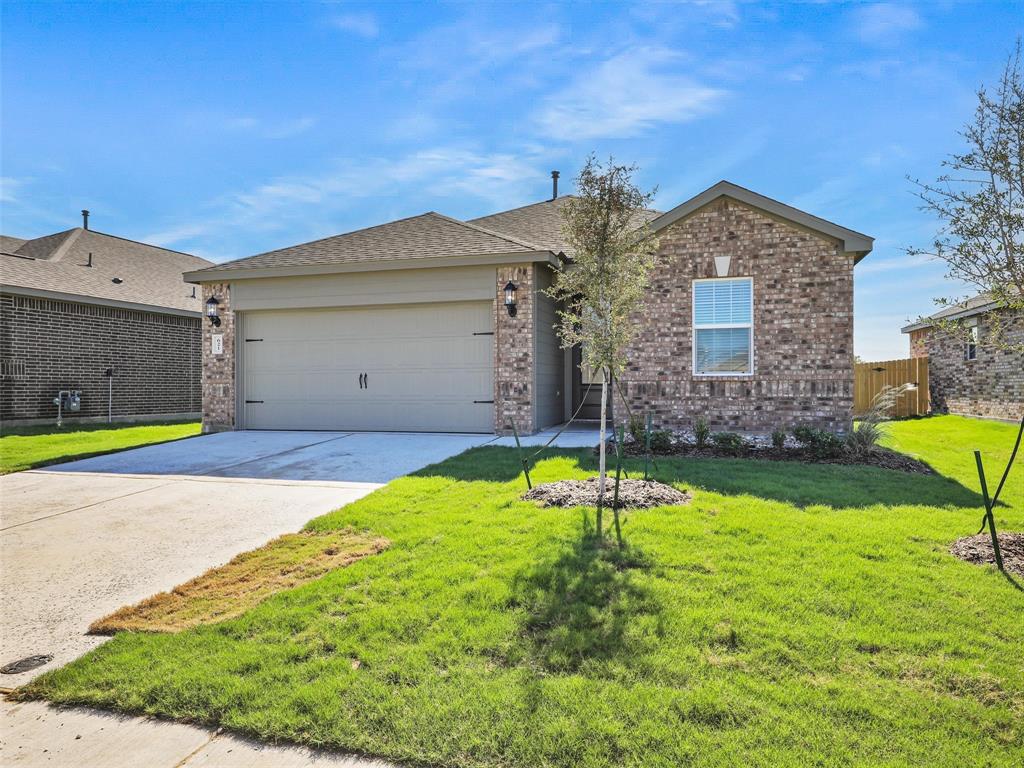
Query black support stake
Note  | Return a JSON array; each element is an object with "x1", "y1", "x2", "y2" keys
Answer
[
  {"x1": 974, "y1": 450, "x2": 1004, "y2": 572},
  {"x1": 510, "y1": 421, "x2": 532, "y2": 490}
]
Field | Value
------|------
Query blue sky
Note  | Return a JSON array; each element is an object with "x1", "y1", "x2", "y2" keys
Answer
[{"x1": 2, "y1": 1, "x2": 1021, "y2": 359}]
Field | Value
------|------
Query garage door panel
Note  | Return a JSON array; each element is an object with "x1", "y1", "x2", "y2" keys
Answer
[{"x1": 242, "y1": 302, "x2": 493, "y2": 432}]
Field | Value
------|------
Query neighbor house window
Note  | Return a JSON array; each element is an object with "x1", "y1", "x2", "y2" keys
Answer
[
  {"x1": 965, "y1": 324, "x2": 978, "y2": 361},
  {"x1": 693, "y1": 277, "x2": 753, "y2": 376}
]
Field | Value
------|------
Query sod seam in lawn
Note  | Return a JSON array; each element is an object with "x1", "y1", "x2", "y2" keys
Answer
[
  {"x1": 18, "y1": 415, "x2": 1023, "y2": 767},
  {"x1": 0, "y1": 420, "x2": 201, "y2": 474}
]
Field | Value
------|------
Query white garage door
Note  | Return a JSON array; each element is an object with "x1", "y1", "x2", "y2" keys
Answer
[{"x1": 241, "y1": 302, "x2": 494, "y2": 432}]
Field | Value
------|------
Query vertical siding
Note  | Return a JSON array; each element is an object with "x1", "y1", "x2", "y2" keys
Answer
[{"x1": 533, "y1": 264, "x2": 565, "y2": 429}]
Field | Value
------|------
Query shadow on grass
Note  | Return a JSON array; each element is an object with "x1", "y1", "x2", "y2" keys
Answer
[
  {"x1": 506, "y1": 514, "x2": 662, "y2": 673},
  {"x1": 416, "y1": 446, "x2": 986, "y2": 509}
]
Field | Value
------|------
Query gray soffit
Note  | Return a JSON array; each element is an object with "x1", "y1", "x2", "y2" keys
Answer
[
  {"x1": 650, "y1": 180, "x2": 875, "y2": 262},
  {"x1": 0, "y1": 285, "x2": 203, "y2": 318}
]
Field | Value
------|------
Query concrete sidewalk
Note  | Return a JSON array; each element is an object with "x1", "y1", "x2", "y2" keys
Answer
[{"x1": 1, "y1": 698, "x2": 397, "y2": 767}]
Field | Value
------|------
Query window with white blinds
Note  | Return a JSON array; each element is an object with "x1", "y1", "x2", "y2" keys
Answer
[{"x1": 693, "y1": 277, "x2": 753, "y2": 375}]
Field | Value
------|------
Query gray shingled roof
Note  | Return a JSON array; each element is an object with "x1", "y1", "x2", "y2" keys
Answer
[
  {"x1": 0, "y1": 235, "x2": 27, "y2": 253},
  {"x1": 470, "y1": 196, "x2": 661, "y2": 258},
  {"x1": 901, "y1": 294, "x2": 1003, "y2": 333},
  {"x1": 1, "y1": 228, "x2": 212, "y2": 314},
  {"x1": 188, "y1": 212, "x2": 542, "y2": 276}
]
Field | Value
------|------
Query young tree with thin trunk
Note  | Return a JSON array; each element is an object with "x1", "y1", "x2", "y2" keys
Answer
[
  {"x1": 907, "y1": 39, "x2": 1024, "y2": 353},
  {"x1": 548, "y1": 156, "x2": 659, "y2": 544}
]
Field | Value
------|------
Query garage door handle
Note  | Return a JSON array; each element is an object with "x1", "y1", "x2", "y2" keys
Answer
[
  {"x1": 358, "y1": 373, "x2": 364, "y2": 389},
  {"x1": 364, "y1": 372, "x2": 369, "y2": 389},
  {"x1": 245, "y1": 400, "x2": 264, "y2": 404}
]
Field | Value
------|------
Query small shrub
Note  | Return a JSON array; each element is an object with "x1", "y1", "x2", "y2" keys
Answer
[
  {"x1": 648, "y1": 429, "x2": 674, "y2": 454},
  {"x1": 771, "y1": 428, "x2": 787, "y2": 450},
  {"x1": 845, "y1": 421, "x2": 883, "y2": 456},
  {"x1": 628, "y1": 413, "x2": 646, "y2": 444},
  {"x1": 791, "y1": 426, "x2": 845, "y2": 458},
  {"x1": 711, "y1": 431, "x2": 747, "y2": 456},
  {"x1": 694, "y1": 417, "x2": 711, "y2": 449}
]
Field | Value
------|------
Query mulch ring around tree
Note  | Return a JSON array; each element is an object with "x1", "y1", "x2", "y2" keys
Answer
[
  {"x1": 524, "y1": 476, "x2": 691, "y2": 509},
  {"x1": 949, "y1": 532, "x2": 1024, "y2": 576}
]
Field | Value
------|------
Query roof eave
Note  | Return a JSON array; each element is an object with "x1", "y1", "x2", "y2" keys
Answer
[
  {"x1": 900, "y1": 300, "x2": 1003, "y2": 334},
  {"x1": 184, "y1": 250, "x2": 561, "y2": 283},
  {"x1": 0, "y1": 284, "x2": 203, "y2": 318},
  {"x1": 650, "y1": 180, "x2": 875, "y2": 258}
]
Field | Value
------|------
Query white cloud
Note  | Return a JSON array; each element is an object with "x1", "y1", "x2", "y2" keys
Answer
[
  {"x1": 534, "y1": 48, "x2": 725, "y2": 141},
  {"x1": 853, "y1": 4, "x2": 922, "y2": 46},
  {"x1": 329, "y1": 12, "x2": 379, "y2": 38}
]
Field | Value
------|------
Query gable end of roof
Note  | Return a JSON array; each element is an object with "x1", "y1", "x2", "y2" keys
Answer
[{"x1": 650, "y1": 181, "x2": 874, "y2": 261}]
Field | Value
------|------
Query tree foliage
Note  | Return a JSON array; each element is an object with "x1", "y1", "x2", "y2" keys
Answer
[
  {"x1": 549, "y1": 156, "x2": 659, "y2": 377},
  {"x1": 908, "y1": 39, "x2": 1024, "y2": 352}
]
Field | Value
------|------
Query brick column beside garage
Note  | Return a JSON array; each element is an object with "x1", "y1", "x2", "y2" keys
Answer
[
  {"x1": 201, "y1": 282, "x2": 235, "y2": 432},
  {"x1": 621, "y1": 198, "x2": 855, "y2": 433},
  {"x1": 495, "y1": 264, "x2": 534, "y2": 434}
]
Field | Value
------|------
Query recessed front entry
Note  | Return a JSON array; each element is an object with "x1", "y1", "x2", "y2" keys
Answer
[{"x1": 241, "y1": 301, "x2": 494, "y2": 432}]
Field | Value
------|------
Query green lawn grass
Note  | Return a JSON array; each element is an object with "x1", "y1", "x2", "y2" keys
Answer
[
  {"x1": 0, "y1": 420, "x2": 201, "y2": 474},
  {"x1": 18, "y1": 415, "x2": 1023, "y2": 767}
]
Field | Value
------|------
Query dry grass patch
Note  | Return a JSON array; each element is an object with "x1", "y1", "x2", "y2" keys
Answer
[{"x1": 90, "y1": 528, "x2": 389, "y2": 634}]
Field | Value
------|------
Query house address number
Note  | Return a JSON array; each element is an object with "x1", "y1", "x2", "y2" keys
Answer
[{"x1": 211, "y1": 334, "x2": 224, "y2": 355}]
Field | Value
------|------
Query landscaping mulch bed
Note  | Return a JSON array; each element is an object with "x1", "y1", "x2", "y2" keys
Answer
[
  {"x1": 949, "y1": 532, "x2": 1024, "y2": 576},
  {"x1": 620, "y1": 443, "x2": 933, "y2": 474},
  {"x1": 524, "y1": 476, "x2": 691, "y2": 509}
]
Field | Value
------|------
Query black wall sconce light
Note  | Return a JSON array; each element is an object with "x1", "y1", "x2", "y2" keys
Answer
[
  {"x1": 205, "y1": 295, "x2": 222, "y2": 326},
  {"x1": 504, "y1": 281, "x2": 518, "y2": 317}
]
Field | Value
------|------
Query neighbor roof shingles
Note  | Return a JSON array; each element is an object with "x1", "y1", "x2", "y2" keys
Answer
[
  {"x1": 1, "y1": 228, "x2": 212, "y2": 313},
  {"x1": 189, "y1": 212, "x2": 540, "y2": 275}
]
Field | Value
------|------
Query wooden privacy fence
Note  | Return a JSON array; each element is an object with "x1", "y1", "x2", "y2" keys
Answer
[{"x1": 854, "y1": 357, "x2": 930, "y2": 417}]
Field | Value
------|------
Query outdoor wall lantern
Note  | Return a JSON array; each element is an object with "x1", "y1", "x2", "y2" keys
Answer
[
  {"x1": 504, "y1": 281, "x2": 518, "y2": 317},
  {"x1": 205, "y1": 295, "x2": 222, "y2": 326}
]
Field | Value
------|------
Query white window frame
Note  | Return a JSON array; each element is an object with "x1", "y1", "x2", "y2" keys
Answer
[{"x1": 692, "y1": 276, "x2": 754, "y2": 377}]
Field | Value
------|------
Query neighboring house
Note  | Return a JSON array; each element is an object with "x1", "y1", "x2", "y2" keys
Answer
[
  {"x1": 184, "y1": 180, "x2": 873, "y2": 435},
  {"x1": 1, "y1": 214, "x2": 213, "y2": 424},
  {"x1": 902, "y1": 296, "x2": 1024, "y2": 421}
]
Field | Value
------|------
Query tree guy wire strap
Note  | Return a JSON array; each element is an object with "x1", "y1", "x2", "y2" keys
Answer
[{"x1": 525, "y1": 379, "x2": 598, "y2": 463}]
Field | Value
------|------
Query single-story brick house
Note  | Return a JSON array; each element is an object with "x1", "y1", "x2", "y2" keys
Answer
[
  {"x1": 902, "y1": 296, "x2": 1024, "y2": 421},
  {"x1": 184, "y1": 180, "x2": 873, "y2": 435},
  {"x1": 1, "y1": 214, "x2": 212, "y2": 424}
]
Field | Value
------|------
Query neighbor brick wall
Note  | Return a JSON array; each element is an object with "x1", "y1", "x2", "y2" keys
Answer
[
  {"x1": 201, "y1": 282, "x2": 235, "y2": 432},
  {"x1": 909, "y1": 328, "x2": 928, "y2": 358},
  {"x1": 920, "y1": 308, "x2": 1023, "y2": 421},
  {"x1": 619, "y1": 198, "x2": 855, "y2": 433},
  {"x1": 0, "y1": 292, "x2": 201, "y2": 423},
  {"x1": 494, "y1": 264, "x2": 534, "y2": 434}
]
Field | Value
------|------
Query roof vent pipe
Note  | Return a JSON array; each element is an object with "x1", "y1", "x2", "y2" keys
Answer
[
  {"x1": 551, "y1": 170, "x2": 559, "y2": 200},
  {"x1": 81, "y1": 210, "x2": 90, "y2": 230}
]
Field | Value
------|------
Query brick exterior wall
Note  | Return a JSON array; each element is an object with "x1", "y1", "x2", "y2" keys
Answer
[
  {"x1": 201, "y1": 282, "x2": 235, "y2": 432},
  {"x1": 0, "y1": 292, "x2": 201, "y2": 423},
  {"x1": 909, "y1": 328, "x2": 928, "y2": 358},
  {"x1": 619, "y1": 198, "x2": 855, "y2": 434},
  {"x1": 914, "y1": 309, "x2": 1024, "y2": 421},
  {"x1": 494, "y1": 264, "x2": 534, "y2": 434}
]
